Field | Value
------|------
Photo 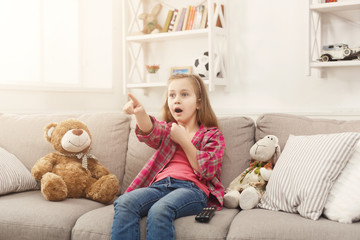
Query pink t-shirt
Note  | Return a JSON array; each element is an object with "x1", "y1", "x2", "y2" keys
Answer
[{"x1": 155, "y1": 147, "x2": 210, "y2": 197}]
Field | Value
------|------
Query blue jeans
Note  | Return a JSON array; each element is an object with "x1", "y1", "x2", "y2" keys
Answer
[{"x1": 111, "y1": 177, "x2": 208, "y2": 240}]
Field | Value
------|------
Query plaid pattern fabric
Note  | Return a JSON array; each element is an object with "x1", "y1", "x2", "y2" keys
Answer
[{"x1": 125, "y1": 116, "x2": 226, "y2": 209}]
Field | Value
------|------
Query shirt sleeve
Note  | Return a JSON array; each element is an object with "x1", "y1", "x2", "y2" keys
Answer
[
  {"x1": 135, "y1": 116, "x2": 169, "y2": 150},
  {"x1": 195, "y1": 129, "x2": 225, "y2": 181}
]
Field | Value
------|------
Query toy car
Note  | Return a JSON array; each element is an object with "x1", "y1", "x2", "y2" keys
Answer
[{"x1": 320, "y1": 43, "x2": 360, "y2": 62}]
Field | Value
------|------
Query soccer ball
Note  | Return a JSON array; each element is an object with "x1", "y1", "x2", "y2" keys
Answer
[{"x1": 193, "y1": 51, "x2": 220, "y2": 78}]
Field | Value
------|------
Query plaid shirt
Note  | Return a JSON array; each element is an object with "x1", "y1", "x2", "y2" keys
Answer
[{"x1": 125, "y1": 116, "x2": 226, "y2": 209}]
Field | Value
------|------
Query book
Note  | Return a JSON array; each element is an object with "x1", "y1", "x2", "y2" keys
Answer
[
  {"x1": 168, "y1": 9, "x2": 178, "y2": 32},
  {"x1": 182, "y1": 6, "x2": 191, "y2": 31},
  {"x1": 194, "y1": 5, "x2": 204, "y2": 29},
  {"x1": 172, "y1": 8, "x2": 183, "y2": 32},
  {"x1": 176, "y1": 8, "x2": 187, "y2": 31},
  {"x1": 186, "y1": 6, "x2": 197, "y2": 30},
  {"x1": 162, "y1": 10, "x2": 174, "y2": 32},
  {"x1": 200, "y1": 5, "x2": 208, "y2": 29},
  {"x1": 185, "y1": 6, "x2": 193, "y2": 30}
]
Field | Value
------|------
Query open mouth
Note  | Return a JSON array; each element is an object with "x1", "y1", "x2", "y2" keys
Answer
[{"x1": 174, "y1": 108, "x2": 183, "y2": 113}]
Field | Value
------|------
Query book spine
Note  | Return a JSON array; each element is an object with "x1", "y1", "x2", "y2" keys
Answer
[
  {"x1": 162, "y1": 10, "x2": 174, "y2": 32},
  {"x1": 172, "y1": 8, "x2": 182, "y2": 32},
  {"x1": 182, "y1": 6, "x2": 191, "y2": 31},
  {"x1": 185, "y1": 6, "x2": 193, "y2": 30},
  {"x1": 176, "y1": 8, "x2": 187, "y2": 31},
  {"x1": 168, "y1": 9, "x2": 178, "y2": 32},
  {"x1": 194, "y1": 5, "x2": 204, "y2": 29},
  {"x1": 187, "y1": 6, "x2": 196, "y2": 30},
  {"x1": 200, "y1": 5, "x2": 208, "y2": 29}
]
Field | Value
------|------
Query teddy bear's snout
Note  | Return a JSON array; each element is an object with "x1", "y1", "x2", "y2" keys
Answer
[{"x1": 72, "y1": 129, "x2": 83, "y2": 136}]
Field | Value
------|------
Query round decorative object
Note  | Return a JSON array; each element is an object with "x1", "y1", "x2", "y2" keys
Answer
[{"x1": 193, "y1": 51, "x2": 220, "y2": 78}]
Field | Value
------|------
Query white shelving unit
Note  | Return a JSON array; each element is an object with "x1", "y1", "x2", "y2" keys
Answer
[
  {"x1": 306, "y1": 0, "x2": 360, "y2": 75},
  {"x1": 122, "y1": 0, "x2": 228, "y2": 94}
]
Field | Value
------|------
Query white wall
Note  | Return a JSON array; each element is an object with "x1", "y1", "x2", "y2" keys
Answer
[{"x1": 1, "y1": 0, "x2": 360, "y2": 117}]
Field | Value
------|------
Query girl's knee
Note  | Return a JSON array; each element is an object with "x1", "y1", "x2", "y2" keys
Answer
[
  {"x1": 148, "y1": 203, "x2": 174, "y2": 221},
  {"x1": 113, "y1": 195, "x2": 135, "y2": 211}
]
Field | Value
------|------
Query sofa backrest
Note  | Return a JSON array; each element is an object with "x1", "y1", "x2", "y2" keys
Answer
[
  {"x1": 0, "y1": 112, "x2": 131, "y2": 193},
  {"x1": 256, "y1": 113, "x2": 360, "y2": 150},
  {"x1": 120, "y1": 116, "x2": 255, "y2": 194}
]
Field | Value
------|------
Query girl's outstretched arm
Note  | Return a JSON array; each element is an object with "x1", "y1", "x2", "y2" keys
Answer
[{"x1": 123, "y1": 93, "x2": 153, "y2": 134}]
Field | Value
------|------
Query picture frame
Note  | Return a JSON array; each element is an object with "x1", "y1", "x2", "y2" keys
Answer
[{"x1": 170, "y1": 66, "x2": 192, "y2": 75}]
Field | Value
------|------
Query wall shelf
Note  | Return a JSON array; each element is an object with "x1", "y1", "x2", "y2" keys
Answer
[
  {"x1": 310, "y1": 0, "x2": 360, "y2": 12},
  {"x1": 306, "y1": 0, "x2": 360, "y2": 75},
  {"x1": 122, "y1": 0, "x2": 229, "y2": 94},
  {"x1": 311, "y1": 60, "x2": 360, "y2": 68}
]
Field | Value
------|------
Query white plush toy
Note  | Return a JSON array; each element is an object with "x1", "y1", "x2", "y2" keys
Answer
[{"x1": 224, "y1": 135, "x2": 281, "y2": 210}]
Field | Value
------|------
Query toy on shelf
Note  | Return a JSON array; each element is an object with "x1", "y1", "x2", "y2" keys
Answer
[
  {"x1": 138, "y1": 3, "x2": 162, "y2": 34},
  {"x1": 193, "y1": 51, "x2": 221, "y2": 79},
  {"x1": 319, "y1": 44, "x2": 360, "y2": 62}
]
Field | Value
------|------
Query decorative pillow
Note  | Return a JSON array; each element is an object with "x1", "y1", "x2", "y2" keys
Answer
[
  {"x1": 0, "y1": 146, "x2": 37, "y2": 195},
  {"x1": 323, "y1": 140, "x2": 360, "y2": 223},
  {"x1": 258, "y1": 132, "x2": 360, "y2": 220}
]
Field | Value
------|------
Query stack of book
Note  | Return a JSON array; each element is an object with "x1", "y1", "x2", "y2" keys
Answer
[{"x1": 162, "y1": 5, "x2": 209, "y2": 33}]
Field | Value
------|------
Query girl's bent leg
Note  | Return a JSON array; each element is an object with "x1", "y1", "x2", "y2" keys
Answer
[
  {"x1": 146, "y1": 180, "x2": 208, "y2": 240},
  {"x1": 111, "y1": 187, "x2": 165, "y2": 240}
]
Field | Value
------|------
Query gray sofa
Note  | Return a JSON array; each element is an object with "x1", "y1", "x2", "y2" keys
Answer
[{"x1": 0, "y1": 112, "x2": 359, "y2": 240}]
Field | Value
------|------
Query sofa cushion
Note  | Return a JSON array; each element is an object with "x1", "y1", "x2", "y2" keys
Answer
[
  {"x1": 259, "y1": 132, "x2": 360, "y2": 220},
  {"x1": 72, "y1": 205, "x2": 114, "y2": 240},
  {"x1": 120, "y1": 117, "x2": 156, "y2": 194},
  {"x1": 0, "y1": 146, "x2": 37, "y2": 195},
  {"x1": 121, "y1": 116, "x2": 255, "y2": 194},
  {"x1": 218, "y1": 116, "x2": 255, "y2": 189},
  {"x1": 72, "y1": 204, "x2": 239, "y2": 240},
  {"x1": 0, "y1": 191, "x2": 104, "y2": 240},
  {"x1": 227, "y1": 209, "x2": 360, "y2": 240},
  {"x1": 256, "y1": 113, "x2": 360, "y2": 150},
  {"x1": 0, "y1": 112, "x2": 131, "y2": 193}
]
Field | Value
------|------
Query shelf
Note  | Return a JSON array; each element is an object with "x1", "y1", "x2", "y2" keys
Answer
[
  {"x1": 310, "y1": 1, "x2": 360, "y2": 12},
  {"x1": 126, "y1": 27, "x2": 225, "y2": 43},
  {"x1": 123, "y1": 0, "x2": 228, "y2": 94},
  {"x1": 306, "y1": 0, "x2": 360, "y2": 75},
  {"x1": 310, "y1": 60, "x2": 360, "y2": 68}
]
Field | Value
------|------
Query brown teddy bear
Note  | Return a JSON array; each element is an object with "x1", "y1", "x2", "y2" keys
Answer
[
  {"x1": 138, "y1": 3, "x2": 162, "y2": 34},
  {"x1": 31, "y1": 119, "x2": 119, "y2": 204}
]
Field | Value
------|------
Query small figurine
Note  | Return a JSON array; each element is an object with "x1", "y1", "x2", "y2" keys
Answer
[
  {"x1": 320, "y1": 43, "x2": 360, "y2": 62},
  {"x1": 138, "y1": 3, "x2": 162, "y2": 34}
]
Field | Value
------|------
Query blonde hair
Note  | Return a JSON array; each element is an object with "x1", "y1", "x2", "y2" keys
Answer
[{"x1": 161, "y1": 74, "x2": 219, "y2": 128}]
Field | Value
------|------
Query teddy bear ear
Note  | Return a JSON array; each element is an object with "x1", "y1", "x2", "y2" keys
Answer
[{"x1": 44, "y1": 122, "x2": 58, "y2": 142}]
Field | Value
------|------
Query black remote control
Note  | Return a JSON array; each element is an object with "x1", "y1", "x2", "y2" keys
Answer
[{"x1": 195, "y1": 207, "x2": 216, "y2": 223}]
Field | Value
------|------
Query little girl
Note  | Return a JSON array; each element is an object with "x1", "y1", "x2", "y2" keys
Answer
[{"x1": 111, "y1": 74, "x2": 225, "y2": 240}]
